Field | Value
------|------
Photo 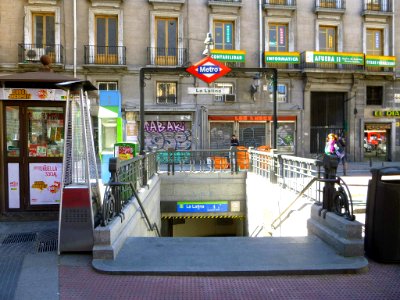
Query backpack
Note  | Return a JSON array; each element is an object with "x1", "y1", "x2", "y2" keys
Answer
[{"x1": 335, "y1": 138, "x2": 345, "y2": 158}]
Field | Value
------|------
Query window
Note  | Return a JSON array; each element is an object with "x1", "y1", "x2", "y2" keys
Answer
[
  {"x1": 98, "y1": 81, "x2": 118, "y2": 90},
  {"x1": 101, "y1": 119, "x2": 117, "y2": 152},
  {"x1": 33, "y1": 13, "x2": 55, "y2": 48},
  {"x1": 214, "y1": 82, "x2": 234, "y2": 102},
  {"x1": 28, "y1": 107, "x2": 64, "y2": 158},
  {"x1": 366, "y1": 29, "x2": 383, "y2": 56},
  {"x1": 6, "y1": 107, "x2": 20, "y2": 157},
  {"x1": 156, "y1": 82, "x2": 177, "y2": 104},
  {"x1": 269, "y1": 24, "x2": 288, "y2": 52},
  {"x1": 367, "y1": 86, "x2": 383, "y2": 105},
  {"x1": 319, "y1": 26, "x2": 337, "y2": 52},
  {"x1": 95, "y1": 15, "x2": 118, "y2": 63},
  {"x1": 269, "y1": 83, "x2": 288, "y2": 103},
  {"x1": 24, "y1": 7, "x2": 61, "y2": 63},
  {"x1": 214, "y1": 20, "x2": 234, "y2": 50},
  {"x1": 156, "y1": 18, "x2": 178, "y2": 65}
]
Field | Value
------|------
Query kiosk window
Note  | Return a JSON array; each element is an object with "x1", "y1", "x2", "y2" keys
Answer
[
  {"x1": 28, "y1": 107, "x2": 64, "y2": 157},
  {"x1": 6, "y1": 106, "x2": 20, "y2": 157}
]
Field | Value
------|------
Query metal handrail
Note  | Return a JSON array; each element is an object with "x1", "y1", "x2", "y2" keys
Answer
[
  {"x1": 271, "y1": 175, "x2": 355, "y2": 230},
  {"x1": 104, "y1": 181, "x2": 160, "y2": 236}
]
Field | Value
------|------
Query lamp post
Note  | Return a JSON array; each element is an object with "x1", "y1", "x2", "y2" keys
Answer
[{"x1": 202, "y1": 32, "x2": 214, "y2": 57}]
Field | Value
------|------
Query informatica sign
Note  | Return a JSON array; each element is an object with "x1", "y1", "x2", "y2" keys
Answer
[
  {"x1": 264, "y1": 51, "x2": 300, "y2": 64},
  {"x1": 177, "y1": 201, "x2": 229, "y2": 213},
  {"x1": 305, "y1": 51, "x2": 364, "y2": 65}
]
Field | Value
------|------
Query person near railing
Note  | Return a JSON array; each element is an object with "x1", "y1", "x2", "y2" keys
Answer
[
  {"x1": 324, "y1": 133, "x2": 346, "y2": 177},
  {"x1": 230, "y1": 134, "x2": 239, "y2": 146}
]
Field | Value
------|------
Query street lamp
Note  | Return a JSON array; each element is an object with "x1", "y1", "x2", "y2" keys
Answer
[
  {"x1": 202, "y1": 32, "x2": 214, "y2": 57},
  {"x1": 250, "y1": 73, "x2": 261, "y2": 100}
]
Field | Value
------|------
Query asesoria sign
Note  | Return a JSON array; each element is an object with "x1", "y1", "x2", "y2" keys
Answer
[{"x1": 186, "y1": 56, "x2": 231, "y2": 84}]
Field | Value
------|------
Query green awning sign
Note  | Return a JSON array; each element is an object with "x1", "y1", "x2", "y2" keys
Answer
[
  {"x1": 305, "y1": 51, "x2": 364, "y2": 65},
  {"x1": 211, "y1": 50, "x2": 246, "y2": 62},
  {"x1": 264, "y1": 52, "x2": 300, "y2": 63},
  {"x1": 365, "y1": 55, "x2": 396, "y2": 67}
]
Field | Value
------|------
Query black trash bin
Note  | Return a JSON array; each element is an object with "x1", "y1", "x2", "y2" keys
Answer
[{"x1": 365, "y1": 167, "x2": 400, "y2": 262}]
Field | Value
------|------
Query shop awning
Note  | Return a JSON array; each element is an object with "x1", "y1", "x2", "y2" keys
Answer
[{"x1": 0, "y1": 71, "x2": 96, "y2": 91}]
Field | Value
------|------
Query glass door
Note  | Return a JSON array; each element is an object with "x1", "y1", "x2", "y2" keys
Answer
[{"x1": 4, "y1": 102, "x2": 65, "y2": 211}]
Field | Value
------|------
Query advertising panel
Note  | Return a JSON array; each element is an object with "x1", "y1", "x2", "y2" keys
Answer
[
  {"x1": 8, "y1": 163, "x2": 20, "y2": 209},
  {"x1": 29, "y1": 163, "x2": 62, "y2": 205}
]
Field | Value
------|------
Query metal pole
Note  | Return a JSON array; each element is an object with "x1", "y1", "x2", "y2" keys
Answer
[
  {"x1": 272, "y1": 68, "x2": 278, "y2": 149},
  {"x1": 140, "y1": 68, "x2": 145, "y2": 155}
]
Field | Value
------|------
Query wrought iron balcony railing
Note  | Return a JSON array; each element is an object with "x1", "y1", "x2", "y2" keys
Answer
[
  {"x1": 147, "y1": 47, "x2": 188, "y2": 66},
  {"x1": 18, "y1": 44, "x2": 64, "y2": 64},
  {"x1": 315, "y1": 0, "x2": 345, "y2": 9},
  {"x1": 84, "y1": 45, "x2": 126, "y2": 65},
  {"x1": 363, "y1": 0, "x2": 392, "y2": 13},
  {"x1": 264, "y1": 0, "x2": 296, "y2": 6},
  {"x1": 209, "y1": 0, "x2": 242, "y2": 2}
]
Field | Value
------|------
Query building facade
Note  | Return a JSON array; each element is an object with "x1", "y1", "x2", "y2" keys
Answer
[{"x1": 1, "y1": 0, "x2": 400, "y2": 216}]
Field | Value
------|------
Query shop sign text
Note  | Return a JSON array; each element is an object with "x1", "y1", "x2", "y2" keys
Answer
[
  {"x1": 144, "y1": 121, "x2": 185, "y2": 133},
  {"x1": 373, "y1": 110, "x2": 400, "y2": 117}
]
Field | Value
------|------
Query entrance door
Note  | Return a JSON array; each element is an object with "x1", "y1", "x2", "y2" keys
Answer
[
  {"x1": 364, "y1": 123, "x2": 391, "y2": 161},
  {"x1": 4, "y1": 102, "x2": 65, "y2": 211},
  {"x1": 310, "y1": 92, "x2": 345, "y2": 154}
]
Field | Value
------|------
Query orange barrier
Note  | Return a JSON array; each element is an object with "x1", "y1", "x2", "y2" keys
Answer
[
  {"x1": 256, "y1": 145, "x2": 271, "y2": 152},
  {"x1": 212, "y1": 156, "x2": 230, "y2": 169},
  {"x1": 256, "y1": 145, "x2": 271, "y2": 169},
  {"x1": 236, "y1": 146, "x2": 249, "y2": 169}
]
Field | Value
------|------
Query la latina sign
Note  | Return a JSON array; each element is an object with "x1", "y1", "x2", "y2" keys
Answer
[{"x1": 186, "y1": 56, "x2": 231, "y2": 84}]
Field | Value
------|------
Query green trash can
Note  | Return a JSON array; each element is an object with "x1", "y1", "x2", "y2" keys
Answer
[{"x1": 365, "y1": 167, "x2": 400, "y2": 262}]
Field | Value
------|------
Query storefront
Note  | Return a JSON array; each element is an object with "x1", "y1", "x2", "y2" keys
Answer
[
  {"x1": 363, "y1": 108, "x2": 400, "y2": 162},
  {"x1": 0, "y1": 72, "x2": 91, "y2": 219},
  {"x1": 143, "y1": 113, "x2": 193, "y2": 152},
  {"x1": 208, "y1": 115, "x2": 296, "y2": 152}
]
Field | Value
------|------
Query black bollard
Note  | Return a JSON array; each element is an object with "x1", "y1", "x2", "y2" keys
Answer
[{"x1": 322, "y1": 154, "x2": 339, "y2": 212}]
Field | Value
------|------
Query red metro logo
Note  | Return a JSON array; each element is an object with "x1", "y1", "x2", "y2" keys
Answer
[{"x1": 186, "y1": 56, "x2": 231, "y2": 84}]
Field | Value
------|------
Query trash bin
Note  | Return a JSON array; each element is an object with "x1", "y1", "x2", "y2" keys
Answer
[{"x1": 365, "y1": 167, "x2": 400, "y2": 262}]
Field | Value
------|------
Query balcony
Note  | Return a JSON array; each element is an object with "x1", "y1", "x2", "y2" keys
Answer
[
  {"x1": 315, "y1": 0, "x2": 345, "y2": 12},
  {"x1": 18, "y1": 44, "x2": 64, "y2": 65},
  {"x1": 208, "y1": 0, "x2": 242, "y2": 13},
  {"x1": 263, "y1": 0, "x2": 296, "y2": 14},
  {"x1": 264, "y1": 0, "x2": 296, "y2": 8},
  {"x1": 147, "y1": 47, "x2": 188, "y2": 66},
  {"x1": 84, "y1": 45, "x2": 126, "y2": 66},
  {"x1": 362, "y1": 0, "x2": 393, "y2": 16},
  {"x1": 209, "y1": 0, "x2": 242, "y2": 3}
]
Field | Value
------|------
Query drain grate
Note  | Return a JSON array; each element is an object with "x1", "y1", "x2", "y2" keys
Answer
[
  {"x1": 2, "y1": 232, "x2": 36, "y2": 245},
  {"x1": 37, "y1": 239, "x2": 58, "y2": 253}
]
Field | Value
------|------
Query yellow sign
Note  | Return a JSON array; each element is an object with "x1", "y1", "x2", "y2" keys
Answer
[{"x1": 8, "y1": 89, "x2": 32, "y2": 99}]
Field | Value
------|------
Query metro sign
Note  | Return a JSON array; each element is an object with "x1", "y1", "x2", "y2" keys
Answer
[{"x1": 186, "y1": 56, "x2": 231, "y2": 84}]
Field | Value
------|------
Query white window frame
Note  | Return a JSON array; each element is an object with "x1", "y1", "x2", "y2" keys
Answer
[
  {"x1": 363, "y1": 23, "x2": 390, "y2": 56},
  {"x1": 156, "y1": 81, "x2": 178, "y2": 105},
  {"x1": 265, "y1": 17, "x2": 294, "y2": 52},
  {"x1": 150, "y1": 11, "x2": 184, "y2": 65},
  {"x1": 315, "y1": 20, "x2": 343, "y2": 52},
  {"x1": 213, "y1": 82, "x2": 235, "y2": 102},
  {"x1": 89, "y1": 8, "x2": 124, "y2": 64},
  {"x1": 269, "y1": 82, "x2": 289, "y2": 103},
  {"x1": 209, "y1": 14, "x2": 241, "y2": 50},
  {"x1": 24, "y1": 5, "x2": 61, "y2": 61}
]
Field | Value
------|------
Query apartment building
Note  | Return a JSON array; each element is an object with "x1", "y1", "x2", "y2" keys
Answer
[{"x1": 0, "y1": 0, "x2": 399, "y2": 216}]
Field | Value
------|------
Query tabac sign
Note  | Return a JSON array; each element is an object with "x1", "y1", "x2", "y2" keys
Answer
[{"x1": 186, "y1": 56, "x2": 231, "y2": 84}]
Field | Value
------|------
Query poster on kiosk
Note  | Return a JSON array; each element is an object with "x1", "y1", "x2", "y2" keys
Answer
[{"x1": 114, "y1": 143, "x2": 137, "y2": 160}]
